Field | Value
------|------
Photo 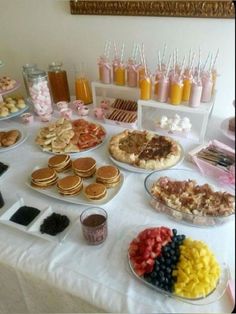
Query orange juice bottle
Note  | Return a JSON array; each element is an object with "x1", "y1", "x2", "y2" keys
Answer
[
  {"x1": 170, "y1": 77, "x2": 183, "y2": 105},
  {"x1": 182, "y1": 75, "x2": 192, "y2": 102},
  {"x1": 115, "y1": 64, "x2": 125, "y2": 85},
  {"x1": 140, "y1": 75, "x2": 152, "y2": 100},
  {"x1": 75, "y1": 75, "x2": 93, "y2": 105}
]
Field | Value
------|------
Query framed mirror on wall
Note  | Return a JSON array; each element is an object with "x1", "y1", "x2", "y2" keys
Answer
[{"x1": 70, "y1": 0, "x2": 235, "y2": 18}]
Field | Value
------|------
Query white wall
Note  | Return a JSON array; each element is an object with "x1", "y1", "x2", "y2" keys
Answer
[{"x1": 0, "y1": 0, "x2": 235, "y2": 118}]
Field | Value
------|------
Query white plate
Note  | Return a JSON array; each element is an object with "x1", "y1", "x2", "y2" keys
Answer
[
  {"x1": 28, "y1": 206, "x2": 79, "y2": 243},
  {"x1": 109, "y1": 144, "x2": 185, "y2": 174},
  {"x1": 220, "y1": 117, "x2": 235, "y2": 141},
  {"x1": 0, "y1": 127, "x2": 28, "y2": 152},
  {"x1": 0, "y1": 80, "x2": 20, "y2": 96},
  {"x1": 0, "y1": 198, "x2": 44, "y2": 233},
  {"x1": 26, "y1": 166, "x2": 124, "y2": 206},
  {"x1": 0, "y1": 198, "x2": 77, "y2": 243},
  {"x1": 0, "y1": 104, "x2": 29, "y2": 121},
  {"x1": 39, "y1": 135, "x2": 107, "y2": 156}
]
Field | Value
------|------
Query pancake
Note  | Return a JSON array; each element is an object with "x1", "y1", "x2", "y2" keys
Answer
[
  {"x1": 96, "y1": 165, "x2": 119, "y2": 181},
  {"x1": 72, "y1": 157, "x2": 96, "y2": 178},
  {"x1": 96, "y1": 174, "x2": 121, "y2": 188},
  {"x1": 57, "y1": 175, "x2": 82, "y2": 191},
  {"x1": 31, "y1": 168, "x2": 57, "y2": 182},
  {"x1": 72, "y1": 157, "x2": 96, "y2": 172},
  {"x1": 84, "y1": 183, "x2": 107, "y2": 200},
  {"x1": 31, "y1": 176, "x2": 58, "y2": 187},
  {"x1": 48, "y1": 154, "x2": 71, "y2": 172}
]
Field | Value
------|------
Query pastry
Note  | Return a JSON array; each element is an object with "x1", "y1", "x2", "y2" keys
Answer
[
  {"x1": 109, "y1": 130, "x2": 182, "y2": 170},
  {"x1": 0, "y1": 129, "x2": 20, "y2": 147}
]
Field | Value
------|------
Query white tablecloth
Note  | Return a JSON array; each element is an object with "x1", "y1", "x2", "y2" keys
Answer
[{"x1": 0, "y1": 112, "x2": 235, "y2": 313}]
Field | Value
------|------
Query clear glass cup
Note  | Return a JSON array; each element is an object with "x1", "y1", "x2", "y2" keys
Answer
[
  {"x1": 80, "y1": 207, "x2": 108, "y2": 245},
  {"x1": 22, "y1": 63, "x2": 38, "y2": 98}
]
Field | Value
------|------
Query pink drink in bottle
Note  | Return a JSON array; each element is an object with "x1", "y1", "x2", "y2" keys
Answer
[
  {"x1": 127, "y1": 59, "x2": 138, "y2": 87},
  {"x1": 189, "y1": 78, "x2": 202, "y2": 108},
  {"x1": 201, "y1": 72, "x2": 213, "y2": 102},
  {"x1": 157, "y1": 75, "x2": 169, "y2": 103}
]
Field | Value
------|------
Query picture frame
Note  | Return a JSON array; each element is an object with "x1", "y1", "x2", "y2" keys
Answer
[{"x1": 70, "y1": 0, "x2": 235, "y2": 18}]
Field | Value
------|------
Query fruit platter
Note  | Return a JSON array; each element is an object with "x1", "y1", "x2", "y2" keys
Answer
[
  {"x1": 144, "y1": 169, "x2": 235, "y2": 227},
  {"x1": 128, "y1": 226, "x2": 229, "y2": 305}
]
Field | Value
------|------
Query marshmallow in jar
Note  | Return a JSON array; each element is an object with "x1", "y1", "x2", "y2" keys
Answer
[{"x1": 28, "y1": 70, "x2": 53, "y2": 116}]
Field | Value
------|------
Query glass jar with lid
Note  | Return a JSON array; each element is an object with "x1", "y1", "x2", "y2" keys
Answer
[
  {"x1": 22, "y1": 63, "x2": 38, "y2": 98},
  {"x1": 48, "y1": 62, "x2": 70, "y2": 103},
  {"x1": 28, "y1": 70, "x2": 53, "y2": 116}
]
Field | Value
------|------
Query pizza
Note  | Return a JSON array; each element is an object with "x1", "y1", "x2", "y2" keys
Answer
[{"x1": 109, "y1": 130, "x2": 182, "y2": 170}]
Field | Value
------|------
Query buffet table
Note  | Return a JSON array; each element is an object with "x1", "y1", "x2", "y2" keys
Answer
[{"x1": 0, "y1": 112, "x2": 235, "y2": 313}]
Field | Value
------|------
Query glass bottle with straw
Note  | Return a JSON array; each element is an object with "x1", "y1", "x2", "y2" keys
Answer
[
  {"x1": 127, "y1": 43, "x2": 138, "y2": 87},
  {"x1": 156, "y1": 54, "x2": 172, "y2": 103},
  {"x1": 140, "y1": 51, "x2": 152, "y2": 100},
  {"x1": 112, "y1": 42, "x2": 120, "y2": 84},
  {"x1": 138, "y1": 44, "x2": 146, "y2": 87},
  {"x1": 182, "y1": 52, "x2": 195, "y2": 102},
  {"x1": 114, "y1": 43, "x2": 126, "y2": 86},
  {"x1": 154, "y1": 50, "x2": 163, "y2": 97},
  {"x1": 170, "y1": 55, "x2": 185, "y2": 105},
  {"x1": 75, "y1": 62, "x2": 93, "y2": 105},
  {"x1": 211, "y1": 48, "x2": 219, "y2": 96},
  {"x1": 201, "y1": 54, "x2": 213, "y2": 103},
  {"x1": 189, "y1": 59, "x2": 202, "y2": 108},
  {"x1": 98, "y1": 40, "x2": 112, "y2": 84}
]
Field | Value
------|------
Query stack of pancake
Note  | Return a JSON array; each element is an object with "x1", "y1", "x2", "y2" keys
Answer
[
  {"x1": 57, "y1": 175, "x2": 83, "y2": 196},
  {"x1": 48, "y1": 154, "x2": 72, "y2": 172},
  {"x1": 31, "y1": 168, "x2": 58, "y2": 188},
  {"x1": 72, "y1": 157, "x2": 96, "y2": 178},
  {"x1": 84, "y1": 183, "x2": 107, "y2": 201},
  {"x1": 96, "y1": 165, "x2": 121, "y2": 188}
]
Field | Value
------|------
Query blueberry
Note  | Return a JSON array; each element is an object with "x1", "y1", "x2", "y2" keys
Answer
[
  {"x1": 170, "y1": 242, "x2": 176, "y2": 249},
  {"x1": 159, "y1": 270, "x2": 165, "y2": 277},
  {"x1": 160, "y1": 256, "x2": 165, "y2": 263},
  {"x1": 163, "y1": 246, "x2": 169, "y2": 253},
  {"x1": 155, "y1": 264, "x2": 160, "y2": 271},
  {"x1": 172, "y1": 229, "x2": 177, "y2": 236},
  {"x1": 150, "y1": 271, "x2": 157, "y2": 278},
  {"x1": 166, "y1": 267, "x2": 172, "y2": 273},
  {"x1": 145, "y1": 276, "x2": 152, "y2": 283},
  {"x1": 166, "y1": 258, "x2": 172, "y2": 265},
  {"x1": 170, "y1": 249, "x2": 175, "y2": 255}
]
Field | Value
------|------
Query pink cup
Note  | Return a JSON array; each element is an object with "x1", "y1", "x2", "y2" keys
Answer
[
  {"x1": 100, "y1": 100, "x2": 110, "y2": 110},
  {"x1": 94, "y1": 107, "x2": 105, "y2": 119},
  {"x1": 77, "y1": 106, "x2": 89, "y2": 116},
  {"x1": 56, "y1": 101, "x2": 69, "y2": 111},
  {"x1": 72, "y1": 100, "x2": 84, "y2": 111},
  {"x1": 60, "y1": 108, "x2": 73, "y2": 120},
  {"x1": 21, "y1": 113, "x2": 34, "y2": 124},
  {"x1": 40, "y1": 113, "x2": 52, "y2": 122}
]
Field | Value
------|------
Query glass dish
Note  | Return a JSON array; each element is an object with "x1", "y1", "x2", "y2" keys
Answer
[
  {"x1": 127, "y1": 225, "x2": 230, "y2": 305},
  {"x1": 144, "y1": 168, "x2": 235, "y2": 227}
]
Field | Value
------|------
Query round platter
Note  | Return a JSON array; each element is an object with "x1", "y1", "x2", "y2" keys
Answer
[
  {"x1": 0, "y1": 104, "x2": 29, "y2": 121},
  {"x1": 35, "y1": 118, "x2": 107, "y2": 155},
  {"x1": 0, "y1": 80, "x2": 20, "y2": 96},
  {"x1": 109, "y1": 144, "x2": 185, "y2": 174},
  {"x1": 220, "y1": 117, "x2": 235, "y2": 141},
  {"x1": 39, "y1": 135, "x2": 107, "y2": 156},
  {"x1": 0, "y1": 127, "x2": 28, "y2": 153}
]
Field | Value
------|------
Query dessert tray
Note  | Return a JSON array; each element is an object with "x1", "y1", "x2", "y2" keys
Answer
[
  {"x1": 127, "y1": 225, "x2": 230, "y2": 305},
  {"x1": 144, "y1": 168, "x2": 235, "y2": 227},
  {"x1": 35, "y1": 118, "x2": 107, "y2": 155},
  {"x1": 26, "y1": 165, "x2": 124, "y2": 206},
  {"x1": 0, "y1": 127, "x2": 28, "y2": 153},
  {"x1": 0, "y1": 80, "x2": 21, "y2": 95},
  {"x1": 109, "y1": 144, "x2": 184, "y2": 174},
  {"x1": 0, "y1": 198, "x2": 78, "y2": 243},
  {"x1": 0, "y1": 103, "x2": 29, "y2": 121},
  {"x1": 220, "y1": 117, "x2": 235, "y2": 141}
]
